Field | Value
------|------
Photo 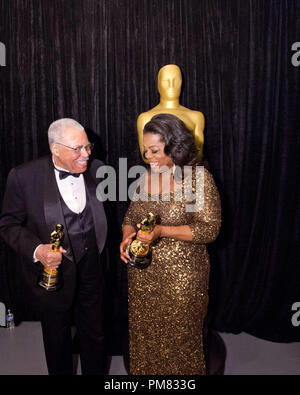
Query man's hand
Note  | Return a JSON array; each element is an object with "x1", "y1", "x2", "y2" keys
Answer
[{"x1": 35, "y1": 244, "x2": 67, "y2": 270}]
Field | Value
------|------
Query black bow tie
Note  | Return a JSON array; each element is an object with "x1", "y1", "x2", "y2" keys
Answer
[
  {"x1": 59, "y1": 171, "x2": 81, "y2": 180},
  {"x1": 55, "y1": 169, "x2": 81, "y2": 180}
]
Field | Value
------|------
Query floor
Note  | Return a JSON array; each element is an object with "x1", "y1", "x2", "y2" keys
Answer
[{"x1": 1, "y1": 321, "x2": 300, "y2": 375}]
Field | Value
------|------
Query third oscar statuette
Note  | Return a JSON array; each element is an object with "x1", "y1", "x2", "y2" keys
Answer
[
  {"x1": 126, "y1": 212, "x2": 156, "y2": 270},
  {"x1": 38, "y1": 224, "x2": 64, "y2": 291}
]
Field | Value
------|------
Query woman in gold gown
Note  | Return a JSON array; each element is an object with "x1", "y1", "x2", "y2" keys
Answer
[{"x1": 120, "y1": 114, "x2": 221, "y2": 375}]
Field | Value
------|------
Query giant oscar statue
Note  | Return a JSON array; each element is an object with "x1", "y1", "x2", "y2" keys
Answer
[{"x1": 137, "y1": 64, "x2": 205, "y2": 160}]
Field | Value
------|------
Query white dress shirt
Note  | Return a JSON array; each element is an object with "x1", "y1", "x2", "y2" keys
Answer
[{"x1": 54, "y1": 163, "x2": 86, "y2": 214}]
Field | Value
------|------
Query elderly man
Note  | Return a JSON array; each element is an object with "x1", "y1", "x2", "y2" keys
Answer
[{"x1": 0, "y1": 118, "x2": 108, "y2": 375}]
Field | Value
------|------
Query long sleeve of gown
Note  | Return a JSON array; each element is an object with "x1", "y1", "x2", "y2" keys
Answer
[{"x1": 187, "y1": 167, "x2": 221, "y2": 244}]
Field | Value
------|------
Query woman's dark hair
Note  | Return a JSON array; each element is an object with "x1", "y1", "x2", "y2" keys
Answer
[{"x1": 143, "y1": 113, "x2": 202, "y2": 167}]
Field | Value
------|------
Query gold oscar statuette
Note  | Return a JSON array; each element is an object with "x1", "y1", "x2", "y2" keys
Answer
[
  {"x1": 38, "y1": 224, "x2": 64, "y2": 291},
  {"x1": 126, "y1": 213, "x2": 156, "y2": 270},
  {"x1": 137, "y1": 64, "x2": 205, "y2": 161}
]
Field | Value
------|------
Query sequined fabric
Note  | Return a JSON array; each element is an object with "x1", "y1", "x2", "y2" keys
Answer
[{"x1": 123, "y1": 167, "x2": 221, "y2": 375}]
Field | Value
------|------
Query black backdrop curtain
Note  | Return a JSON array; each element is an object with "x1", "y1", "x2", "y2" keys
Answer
[{"x1": 0, "y1": 0, "x2": 300, "y2": 349}]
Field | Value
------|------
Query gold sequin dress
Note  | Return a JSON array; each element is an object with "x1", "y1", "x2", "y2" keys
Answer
[{"x1": 123, "y1": 167, "x2": 221, "y2": 375}]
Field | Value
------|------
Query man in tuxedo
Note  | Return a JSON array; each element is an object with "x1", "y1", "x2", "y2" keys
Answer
[{"x1": 0, "y1": 118, "x2": 108, "y2": 375}]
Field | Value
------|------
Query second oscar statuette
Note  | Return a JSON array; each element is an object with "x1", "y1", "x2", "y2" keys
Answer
[
  {"x1": 126, "y1": 212, "x2": 156, "y2": 270},
  {"x1": 38, "y1": 224, "x2": 64, "y2": 291}
]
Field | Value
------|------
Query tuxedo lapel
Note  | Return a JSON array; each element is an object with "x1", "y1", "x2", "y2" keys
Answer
[
  {"x1": 43, "y1": 157, "x2": 73, "y2": 262},
  {"x1": 84, "y1": 169, "x2": 107, "y2": 254}
]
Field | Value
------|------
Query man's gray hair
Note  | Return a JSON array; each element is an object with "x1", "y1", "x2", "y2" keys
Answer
[{"x1": 48, "y1": 118, "x2": 84, "y2": 147}]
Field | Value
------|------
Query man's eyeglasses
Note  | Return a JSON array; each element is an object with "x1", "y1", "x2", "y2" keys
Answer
[{"x1": 55, "y1": 142, "x2": 94, "y2": 154}]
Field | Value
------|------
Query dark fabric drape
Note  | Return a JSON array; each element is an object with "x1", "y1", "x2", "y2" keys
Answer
[{"x1": 0, "y1": 0, "x2": 299, "y2": 348}]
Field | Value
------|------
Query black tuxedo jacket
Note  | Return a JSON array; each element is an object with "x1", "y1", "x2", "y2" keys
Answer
[{"x1": 0, "y1": 155, "x2": 107, "y2": 312}]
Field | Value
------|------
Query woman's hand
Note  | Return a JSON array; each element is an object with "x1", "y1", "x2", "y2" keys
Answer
[
  {"x1": 136, "y1": 225, "x2": 162, "y2": 244},
  {"x1": 120, "y1": 232, "x2": 136, "y2": 263}
]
